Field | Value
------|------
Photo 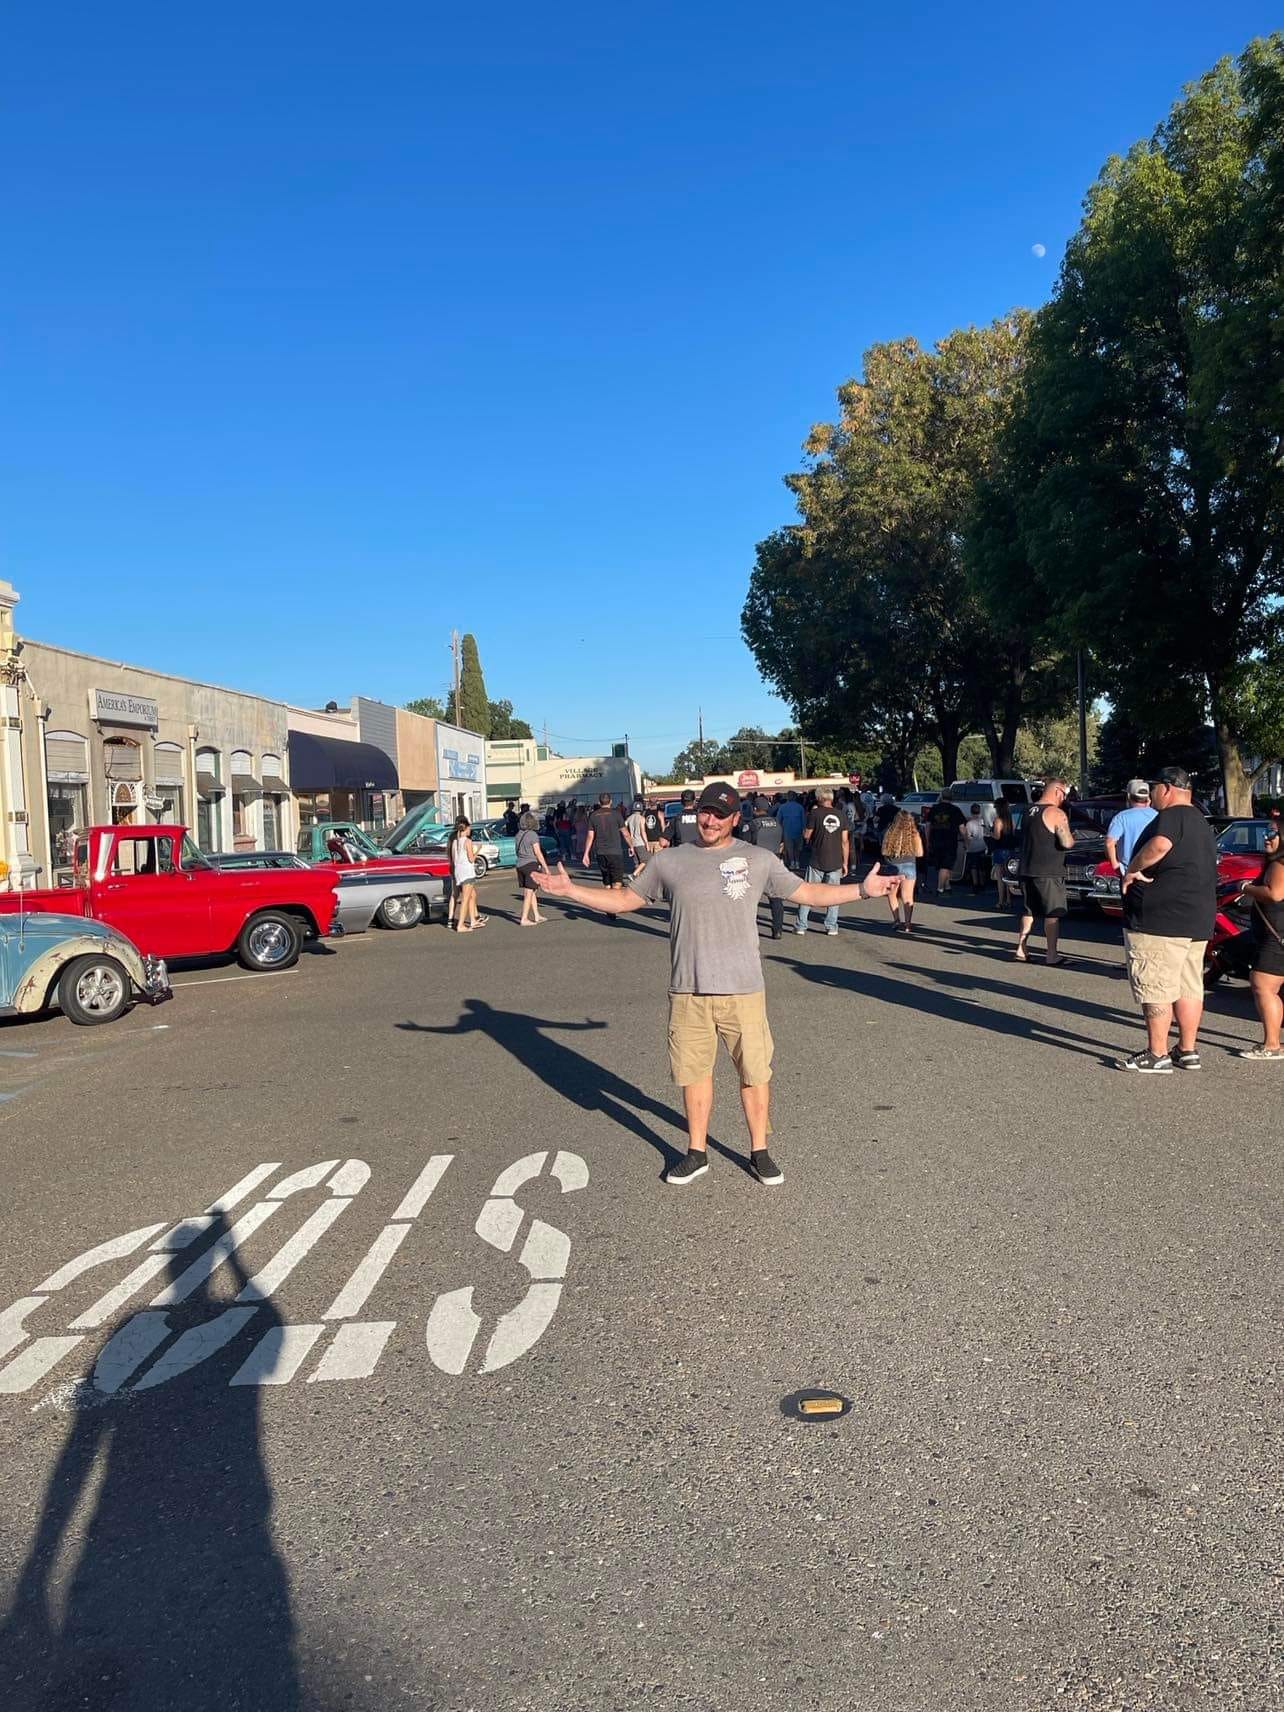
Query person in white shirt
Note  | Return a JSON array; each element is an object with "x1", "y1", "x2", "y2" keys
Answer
[{"x1": 962, "y1": 803, "x2": 989, "y2": 893}]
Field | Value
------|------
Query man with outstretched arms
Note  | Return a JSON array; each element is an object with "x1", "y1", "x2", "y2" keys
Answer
[{"x1": 535, "y1": 781, "x2": 900, "y2": 1187}]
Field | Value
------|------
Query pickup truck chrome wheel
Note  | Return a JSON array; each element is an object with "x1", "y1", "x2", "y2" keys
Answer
[
  {"x1": 57, "y1": 955, "x2": 131, "y2": 1026},
  {"x1": 377, "y1": 893, "x2": 425, "y2": 929},
  {"x1": 237, "y1": 911, "x2": 303, "y2": 973}
]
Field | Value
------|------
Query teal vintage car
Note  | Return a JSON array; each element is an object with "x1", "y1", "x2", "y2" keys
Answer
[
  {"x1": 470, "y1": 819, "x2": 561, "y2": 871},
  {"x1": 0, "y1": 910, "x2": 172, "y2": 1026}
]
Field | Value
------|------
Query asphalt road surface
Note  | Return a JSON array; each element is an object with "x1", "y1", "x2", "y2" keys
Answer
[{"x1": 1, "y1": 871, "x2": 1280, "y2": 1712}]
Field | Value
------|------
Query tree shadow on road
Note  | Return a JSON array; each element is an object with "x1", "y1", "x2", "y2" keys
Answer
[
  {"x1": 779, "y1": 957, "x2": 1114, "y2": 1062},
  {"x1": 397, "y1": 999, "x2": 751, "y2": 1174},
  {"x1": 0, "y1": 1217, "x2": 301, "y2": 1712}
]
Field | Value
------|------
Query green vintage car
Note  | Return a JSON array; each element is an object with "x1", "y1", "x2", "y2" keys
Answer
[{"x1": 298, "y1": 820, "x2": 500, "y2": 877}]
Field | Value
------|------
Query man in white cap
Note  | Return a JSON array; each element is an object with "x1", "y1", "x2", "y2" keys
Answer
[
  {"x1": 1106, "y1": 780, "x2": 1157, "y2": 874},
  {"x1": 534, "y1": 781, "x2": 900, "y2": 1186}
]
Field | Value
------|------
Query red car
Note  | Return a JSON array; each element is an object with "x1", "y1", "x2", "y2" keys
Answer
[
  {"x1": 1091, "y1": 816, "x2": 1275, "y2": 918},
  {"x1": 0, "y1": 824, "x2": 340, "y2": 971}
]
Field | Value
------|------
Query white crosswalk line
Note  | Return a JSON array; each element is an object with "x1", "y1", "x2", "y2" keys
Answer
[
  {"x1": 38, "y1": 1224, "x2": 167, "y2": 1293},
  {"x1": 132, "y1": 1308, "x2": 258, "y2": 1390},
  {"x1": 71, "y1": 1253, "x2": 172, "y2": 1330},
  {"x1": 230, "y1": 1323, "x2": 325, "y2": 1386},
  {"x1": 0, "y1": 1336, "x2": 84, "y2": 1394},
  {"x1": 205, "y1": 1163, "x2": 282, "y2": 1213},
  {"x1": 391, "y1": 1156, "x2": 453, "y2": 1220},
  {"x1": 92, "y1": 1311, "x2": 172, "y2": 1394},
  {"x1": 149, "y1": 1202, "x2": 279, "y2": 1306},
  {"x1": 324, "y1": 1225, "x2": 410, "y2": 1320},
  {"x1": 233, "y1": 1200, "x2": 352, "y2": 1303},
  {"x1": 309, "y1": 1321, "x2": 395, "y2": 1382}
]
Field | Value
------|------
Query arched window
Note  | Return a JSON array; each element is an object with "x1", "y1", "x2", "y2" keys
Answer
[{"x1": 103, "y1": 736, "x2": 142, "y2": 782}]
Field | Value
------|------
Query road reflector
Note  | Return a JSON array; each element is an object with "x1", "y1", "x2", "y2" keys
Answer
[
  {"x1": 780, "y1": 1387, "x2": 852, "y2": 1422},
  {"x1": 799, "y1": 1395, "x2": 843, "y2": 1417}
]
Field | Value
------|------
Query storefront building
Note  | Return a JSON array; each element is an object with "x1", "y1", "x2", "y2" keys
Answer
[
  {"x1": 393, "y1": 705, "x2": 439, "y2": 814},
  {"x1": 436, "y1": 721, "x2": 487, "y2": 824},
  {"x1": 287, "y1": 702, "x2": 399, "y2": 835},
  {"x1": 485, "y1": 738, "x2": 641, "y2": 810},
  {"x1": 7, "y1": 615, "x2": 292, "y2": 879}
]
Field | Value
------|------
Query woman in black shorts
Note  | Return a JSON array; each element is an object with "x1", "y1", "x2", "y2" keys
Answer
[
  {"x1": 515, "y1": 812, "x2": 551, "y2": 927},
  {"x1": 1239, "y1": 822, "x2": 1284, "y2": 1060}
]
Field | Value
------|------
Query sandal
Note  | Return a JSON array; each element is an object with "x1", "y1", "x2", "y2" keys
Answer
[{"x1": 1046, "y1": 955, "x2": 1071, "y2": 968}]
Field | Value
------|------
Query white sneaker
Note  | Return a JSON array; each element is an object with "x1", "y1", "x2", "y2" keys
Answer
[{"x1": 826, "y1": 927, "x2": 839, "y2": 936}]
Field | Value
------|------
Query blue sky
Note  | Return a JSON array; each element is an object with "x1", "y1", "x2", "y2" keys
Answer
[{"x1": 3, "y1": 3, "x2": 1276, "y2": 773}]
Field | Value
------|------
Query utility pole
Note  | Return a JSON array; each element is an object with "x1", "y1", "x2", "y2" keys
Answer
[
  {"x1": 1077, "y1": 649, "x2": 1089, "y2": 793},
  {"x1": 450, "y1": 629, "x2": 461, "y2": 726},
  {"x1": 697, "y1": 707, "x2": 704, "y2": 780},
  {"x1": 798, "y1": 733, "x2": 806, "y2": 779}
]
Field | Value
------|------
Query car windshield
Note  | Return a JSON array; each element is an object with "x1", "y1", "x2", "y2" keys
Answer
[
  {"x1": 1216, "y1": 820, "x2": 1271, "y2": 854},
  {"x1": 180, "y1": 835, "x2": 212, "y2": 871}
]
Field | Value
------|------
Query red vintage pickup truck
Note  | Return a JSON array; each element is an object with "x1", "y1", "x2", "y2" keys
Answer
[{"x1": 0, "y1": 825, "x2": 340, "y2": 971}]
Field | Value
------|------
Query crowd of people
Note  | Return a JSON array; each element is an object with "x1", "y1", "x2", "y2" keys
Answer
[{"x1": 440, "y1": 772, "x2": 1284, "y2": 1179}]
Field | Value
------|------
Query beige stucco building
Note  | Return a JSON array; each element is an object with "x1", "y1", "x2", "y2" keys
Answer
[
  {"x1": 485, "y1": 738, "x2": 641, "y2": 810},
  {"x1": 0, "y1": 586, "x2": 293, "y2": 882}
]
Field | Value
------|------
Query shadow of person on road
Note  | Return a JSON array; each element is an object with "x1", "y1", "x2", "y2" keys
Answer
[
  {"x1": 0, "y1": 1215, "x2": 300, "y2": 1712},
  {"x1": 398, "y1": 999, "x2": 750, "y2": 1173}
]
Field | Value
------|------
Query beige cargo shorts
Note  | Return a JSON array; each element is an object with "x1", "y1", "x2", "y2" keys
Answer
[{"x1": 667, "y1": 991, "x2": 774, "y2": 1087}]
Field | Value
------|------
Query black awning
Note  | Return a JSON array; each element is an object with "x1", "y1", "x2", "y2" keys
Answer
[{"x1": 288, "y1": 731, "x2": 398, "y2": 793}]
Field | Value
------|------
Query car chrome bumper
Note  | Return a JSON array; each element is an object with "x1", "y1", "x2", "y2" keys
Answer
[
  {"x1": 328, "y1": 921, "x2": 346, "y2": 938},
  {"x1": 141, "y1": 956, "x2": 173, "y2": 1005}
]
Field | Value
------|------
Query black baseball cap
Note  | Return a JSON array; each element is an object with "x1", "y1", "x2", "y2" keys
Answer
[
  {"x1": 680, "y1": 789, "x2": 696, "y2": 804},
  {"x1": 697, "y1": 782, "x2": 741, "y2": 817},
  {"x1": 1151, "y1": 765, "x2": 1192, "y2": 791}
]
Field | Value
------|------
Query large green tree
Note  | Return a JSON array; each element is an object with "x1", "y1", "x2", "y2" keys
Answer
[
  {"x1": 744, "y1": 315, "x2": 1070, "y2": 783},
  {"x1": 974, "y1": 35, "x2": 1284, "y2": 813}
]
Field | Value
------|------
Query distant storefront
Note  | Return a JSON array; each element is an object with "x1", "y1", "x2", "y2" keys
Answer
[
  {"x1": 12, "y1": 634, "x2": 291, "y2": 878},
  {"x1": 485, "y1": 738, "x2": 641, "y2": 809},
  {"x1": 435, "y1": 721, "x2": 487, "y2": 824},
  {"x1": 287, "y1": 702, "x2": 400, "y2": 834}
]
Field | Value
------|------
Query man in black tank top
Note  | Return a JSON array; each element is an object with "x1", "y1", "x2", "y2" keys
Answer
[{"x1": 1015, "y1": 779, "x2": 1074, "y2": 965}]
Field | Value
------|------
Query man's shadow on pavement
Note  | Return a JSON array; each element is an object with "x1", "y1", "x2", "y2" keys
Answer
[
  {"x1": 0, "y1": 1216, "x2": 303, "y2": 1712},
  {"x1": 397, "y1": 999, "x2": 752, "y2": 1174}
]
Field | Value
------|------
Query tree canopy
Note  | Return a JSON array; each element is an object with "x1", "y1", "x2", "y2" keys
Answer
[
  {"x1": 972, "y1": 35, "x2": 1284, "y2": 812},
  {"x1": 743, "y1": 315, "x2": 1074, "y2": 783}
]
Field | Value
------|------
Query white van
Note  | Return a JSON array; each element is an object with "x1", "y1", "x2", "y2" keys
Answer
[{"x1": 938, "y1": 778, "x2": 1032, "y2": 828}]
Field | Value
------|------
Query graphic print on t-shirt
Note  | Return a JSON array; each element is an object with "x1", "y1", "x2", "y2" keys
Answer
[{"x1": 719, "y1": 855, "x2": 750, "y2": 900}]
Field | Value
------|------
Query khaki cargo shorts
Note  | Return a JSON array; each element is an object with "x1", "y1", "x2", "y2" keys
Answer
[
  {"x1": 1124, "y1": 932, "x2": 1207, "y2": 1005},
  {"x1": 667, "y1": 991, "x2": 774, "y2": 1087}
]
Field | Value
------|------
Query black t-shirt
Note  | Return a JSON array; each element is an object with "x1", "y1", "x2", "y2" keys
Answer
[
  {"x1": 1123, "y1": 804, "x2": 1217, "y2": 939},
  {"x1": 667, "y1": 808, "x2": 700, "y2": 846},
  {"x1": 588, "y1": 808, "x2": 625, "y2": 856},
  {"x1": 746, "y1": 813, "x2": 784, "y2": 857},
  {"x1": 643, "y1": 809, "x2": 663, "y2": 841},
  {"x1": 805, "y1": 805, "x2": 846, "y2": 872},
  {"x1": 927, "y1": 801, "x2": 965, "y2": 843}
]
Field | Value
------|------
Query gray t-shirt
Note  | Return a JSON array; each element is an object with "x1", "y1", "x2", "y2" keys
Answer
[
  {"x1": 515, "y1": 828, "x2": 541, "y2": 866},
  {"x1": 629, "y1": 841, "x2": 802, "y2": 994}
]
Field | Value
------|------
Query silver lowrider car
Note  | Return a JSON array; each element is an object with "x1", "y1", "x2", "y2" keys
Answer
[{"x1": 204, "y1": 852, "x2": 448, "y2": 932}]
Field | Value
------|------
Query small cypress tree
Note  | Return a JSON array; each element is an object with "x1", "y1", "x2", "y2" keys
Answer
[{"x1": 457, "y1": 634, "x2": 491, "y2": 736}]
